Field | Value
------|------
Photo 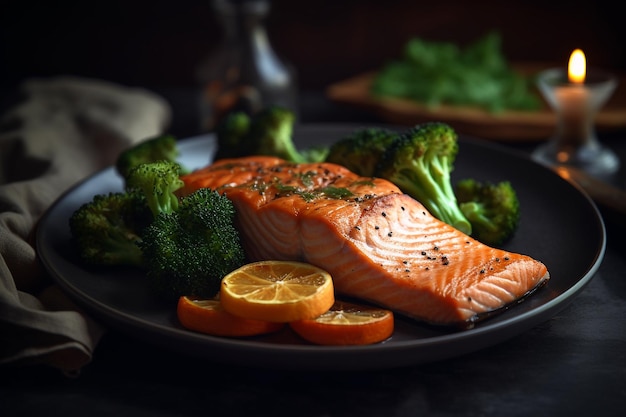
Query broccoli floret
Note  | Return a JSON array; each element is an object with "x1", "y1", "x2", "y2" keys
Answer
[
  {"x1": 213, "y1": 106, "x2": 327, "y2": 163},
  {"x1": 214, "y1": 111, "x2": 252, "y2": 160},
  {"x1": 70, "y1": 159, "x2": 185, "y2": 266},
  {"x1": 375, "y1": 122, "x2": 472, "y2": 235},
  {"x1": 116, "y1": 134, "x2": 183, "y2": 180},
  {"x1": 125, "y1": 161, "x2": 185, "y2": 218},
  {"x1": 69, "y1": 191, "x2": 152, "y2": 267},
  {"x1": 245, "y1": 106, "x2": 305, "y2": 163},
  {"x1": 138, "y1": 188, "x2": 247, "y2": 300},
  {"x1": 455, "y1": 178, "x2": 520, "y2": 246},
  {"x1": 325, "y1": 127, "x2": 398, "y2": 176}
]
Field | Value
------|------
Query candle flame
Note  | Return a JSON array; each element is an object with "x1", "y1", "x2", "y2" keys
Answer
[{"x1": 568, "y1": 49, "x2": 586, "y2": 83}]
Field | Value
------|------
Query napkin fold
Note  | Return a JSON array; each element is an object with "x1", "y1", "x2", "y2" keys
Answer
[{"x1": 0, "y1": 77, "x2": 171, "y2": 375}]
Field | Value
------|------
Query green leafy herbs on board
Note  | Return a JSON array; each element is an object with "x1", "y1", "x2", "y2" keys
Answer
[{"x1": 370, "y1": 32, "x2": 541, "y2": 113}]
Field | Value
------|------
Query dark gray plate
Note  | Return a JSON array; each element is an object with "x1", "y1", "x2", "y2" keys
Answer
[{"x1": 36, "y1": 125, "x2": 606, "y2": 370}]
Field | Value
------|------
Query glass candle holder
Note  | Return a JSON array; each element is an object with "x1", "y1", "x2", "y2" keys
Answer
[{"x1": 532, "y1": 68, "x2": 619, "y2": 178}]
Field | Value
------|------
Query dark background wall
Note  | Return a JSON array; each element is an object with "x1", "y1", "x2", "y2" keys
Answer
[{"x1": 1, "y1": 0, "x2": 624, "y2": 91}]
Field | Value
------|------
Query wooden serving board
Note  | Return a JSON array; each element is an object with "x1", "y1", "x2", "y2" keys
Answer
[{"x1": 326, "y1": 67, "x2": 626, "y2": 142}]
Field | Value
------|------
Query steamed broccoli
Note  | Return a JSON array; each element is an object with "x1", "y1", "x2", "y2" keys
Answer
[
  {"x1": 125, "y1": 161, "x2": 185, "y2": 218},
  {"x1": 69, "y1": 191, "x2": 152, "y2": 266},
  {"x1": 455, "y1": 178, "x2": 520, "y2": 245},
  {"x1": 138, "y1": 188, "x2": 247, "y2": 300},
  {"x1": 214, "y1": 111, "x2": 252, "y2": 160},
  {"x1": 375, "y1": 122, "x2": 472, "y2": 235},
  {"x1": 70, "y1": 156, "x2": 247, "y2": 300},
  {"x1": 69, "y1": 160, "x2": 186, "y2": 267},
  {"x1": 244, "y1": 105, "x2": 305, "y2": 162},
  {"x1": 325, "y1": 127, "x2": 398, "y2": 176},
  {"x1": 116, "y1": 134, "x2": 183, "y2": 179},
  {"x1": 213, "y1": 106, "x2": 328, "y2": 163}
]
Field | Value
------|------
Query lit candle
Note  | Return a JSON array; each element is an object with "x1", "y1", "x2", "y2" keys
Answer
[{"x1": 554, "y1": 49, "x2": 590, "y2": 154}]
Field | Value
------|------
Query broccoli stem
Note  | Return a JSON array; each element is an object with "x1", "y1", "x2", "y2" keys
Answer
[
  {"x1": 395, "y1": 161, "x2": 472, "y2": 235},
  {"x1": 460, "y1": 202, "x2": 499, "y2": 233},
  {"x1": 390, "y1": 142, "x2": 472, "y2": 235}
]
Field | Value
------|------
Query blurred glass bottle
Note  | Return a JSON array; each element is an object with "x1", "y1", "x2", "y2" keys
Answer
[{"x1": 197, "y1": 0, "x2": 298, "y2": 132}]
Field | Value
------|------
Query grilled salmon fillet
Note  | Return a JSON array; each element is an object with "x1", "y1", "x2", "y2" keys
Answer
[{"x1": 181, "y1": 156, "x2": 550, "y2": 327}]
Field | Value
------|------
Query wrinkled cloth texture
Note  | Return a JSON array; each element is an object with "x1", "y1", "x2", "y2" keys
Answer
[{"x1": 0, "y1": 77, "x2": 171, "y2": 375}]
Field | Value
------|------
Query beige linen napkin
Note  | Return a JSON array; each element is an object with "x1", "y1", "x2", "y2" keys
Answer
[{"x1": 0, "y1": 77, "x2": 171, "y2": 375}]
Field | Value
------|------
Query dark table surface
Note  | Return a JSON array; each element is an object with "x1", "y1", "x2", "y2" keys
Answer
[{"x1": 2, "y1": 88, "x2": 625, "y2": 417}]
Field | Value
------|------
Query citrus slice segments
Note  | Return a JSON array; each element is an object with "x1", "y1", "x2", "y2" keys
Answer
[
  {"x1": 220, "y1": 260, "x2": 335, "y2": 323},
  {"x1": 290, "y1": 300, "x2": 394, "y2": 345},
  {"x1": 177, "y1": 296, "x2": 284, "y2": 337}
]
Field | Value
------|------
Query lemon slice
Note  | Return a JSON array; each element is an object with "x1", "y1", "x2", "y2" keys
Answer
[{"x1": 220, "y1": 260, "x2": 335, "y2": 323}]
